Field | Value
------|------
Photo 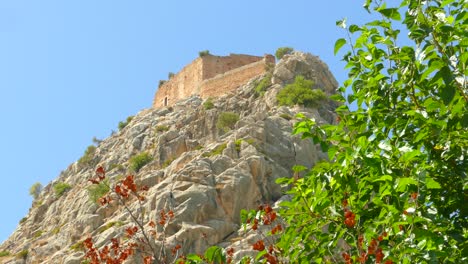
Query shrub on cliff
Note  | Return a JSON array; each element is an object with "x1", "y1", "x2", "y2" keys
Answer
[
  {"x1": 87, "y1": 179, "x2": 110, "y2": 203},
  {"x1": 78, "y1": 145, "x2": 97, "y2": 167},
  {"x1": 118, "y1": 116, "x2": 134, "y2": 131},
  {"x1": 198, "y1": 50, "x2": 210, "y2": 57},
  {"x1": 53, "y1": 182, "x2": 71, "y2": 197},
  {"x1": 129, "y1": 152, "x2": 152, "y2": 172},
  {"x1": 203, "y1": 98, "x2": 214, "y2": 110},
  {"x1": 254, "y1": 74, "x2": 272, "y2": 96},
  {"x1": 276, "y1": 75, "x2": 326, "y2": 107},
  {"x1": 29, "y1": 182, "x2": 43, "y2": 200},
  {"x1": 275, "y1": 46, "x2": 293, "y2": 60},
  {"x1": 216, "y1": 112, "x2": 239, "y2": 132}
]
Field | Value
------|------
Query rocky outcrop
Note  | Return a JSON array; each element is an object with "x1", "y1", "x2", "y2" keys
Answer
[{"x1": 0, "y1": 51, "x2": 338, "y2": 264}]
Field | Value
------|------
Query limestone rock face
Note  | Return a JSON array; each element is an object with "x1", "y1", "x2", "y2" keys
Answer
[{"x1": 0, "y1": 51, "x2": 338, "y2": 264}]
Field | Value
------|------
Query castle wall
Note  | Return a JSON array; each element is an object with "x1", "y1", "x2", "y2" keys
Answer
[
  {"x1": 152, "y1": 54, "x2": 275, "y2": 108},
  {"x1": 201, "y1": 54, "x2": 264, "y2": 80},
  {"x1": 152, "y1": 58, "x2": 204, "y2": 108},
  {"x1": 199, "y1": 57, "x2": 272, "y2": 98}
]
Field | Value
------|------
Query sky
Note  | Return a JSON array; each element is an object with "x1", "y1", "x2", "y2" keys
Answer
[{"x1": 0, "y1": 0, "x2": 373, "y2": 243}]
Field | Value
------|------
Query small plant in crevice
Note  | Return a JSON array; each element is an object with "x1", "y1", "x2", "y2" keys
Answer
[
  {"x1": 129, "y1": 152, "x2": 152, "y2": 173},
  {"x1": 78, "y1": 145, "x2": 97, "y2": 167},
  {"x1": 16, "y1": 249, "x2": 28, "y2": 260},
  {"x1": 155, "y1": 125, "x2": 170, "y2": 133},
  {"x1": 203, "y1": 98, "x2": 215, "y2": 110},
  {"x1": 254, "y1": 73, "x2": 272, "y2": 96},
  {"x1": 158, "y1": 80, "x2": 166, "y2": 88},
  {"x1": 216, "y1": 112, "x2": 239, "y2": 133},
  {"x1": 202, "y1": 143, "x2": 227, "y2": 158},
  {"x1": 168, "y1": 72, "x2": 175, "y2": 79},
  {"x1": 53, "y1": 182, "x2": 71, "y2": 197},
  {"x1": 0, "y1": 251, "x2": 10, "y2": 257},
  {"x1": 118, "y1": 116, "x2": 134, "y2": 131},
  {"x1": 161, "y1": 156, "x2": 176, "y2": 169},
  {"x1": 279, "y1": 113, "x2": 293, "y2": 121}
]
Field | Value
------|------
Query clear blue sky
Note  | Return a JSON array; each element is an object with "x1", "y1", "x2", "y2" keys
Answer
[{"x1": 0, "y1": 1, "x2": 372, "y2": 242}]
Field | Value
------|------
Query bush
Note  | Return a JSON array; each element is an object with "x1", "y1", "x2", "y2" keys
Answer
[
  {"x1": 202, "y1": 143, "x2": 227, "y2": 157},
  {"x1": 216, "y1": 112, "x2": 240, "y2": 132},
  {"x1": 78, "y1": 145, "x2": 97, "y2": 167},
  {"x1": 87, "y1": 179, "x2": 110, "y2": 203},
  {"x1": 168, "y1": 72, "x2": 175, "y2": 79},
  {"x1": 33, "y1": 230, "x2": 43, "y2": 238},
  {"x1": 53, "y1": 182, "x2": 71, "y2": 197},
  {"x1": 118, "y1": 116, "x2": 134, "y2": 131},
  {"x1": 280, "y1": 113, "x2": 293, "y2": 120},
  {"x1": 275, "y1": 47, "x2": 293, "y2": 60},
  {"x1": 254, "y1": 74, "x2": 272, "y2": 96},
  {"x1": 129, "y1": 152, "x2": 152, "y2": 172},
  {"x1": 19, "y1": 217, "x2": 27, "y2": 224},
  {"x1": 155, "y1": 125, "x2": 169, "y2": 133},
  {"x1": 0, "y1": 251, "x2": 10, "y2": 257},
  {"x1": 16, "y1": 249, "x2": 28, "y2": 260},
  {"x1": 203, "y1": 98, "x2": 214, "y2": 110},
  {"x1": 158, "y1": 80, "x2": 166, "y2": 88},
  {"x1": 276, "y1": 75, "x2": 326, "y2": 107},
  {"x1": 198, "y1": 50, "x2": 210, "y2": 57},
  {"x1": 29, "y1": 182, "x2": 43, "y2": 200}
]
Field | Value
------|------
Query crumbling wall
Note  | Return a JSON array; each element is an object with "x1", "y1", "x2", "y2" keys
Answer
[
  {"x1": 200, "y1": 56, "x2": 274, "y2": 98},
  {"x1": 153, "y1": 58, "x2": 204, "y2": 108},
  {"x1": 152, "y1": 54, "x2": 275, "y2": 108}
]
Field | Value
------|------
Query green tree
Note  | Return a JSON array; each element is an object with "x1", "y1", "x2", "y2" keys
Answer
[
  {"x1": 275, "y1": 46, "x2": 294, "y2": 60},
  {"x1": 276, "y1": 0, "x2": 467, "y2": 263},
  {"x1": 276, "y1": 75, "x2": 326, "y2": 107},
  {"x1": 29, "y1": 182, "x2": 42, "y2": 200}
]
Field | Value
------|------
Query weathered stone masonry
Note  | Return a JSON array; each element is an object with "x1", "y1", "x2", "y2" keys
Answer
[{"x1": 153, "y1": 53, "x2": 275, "y2": 108}]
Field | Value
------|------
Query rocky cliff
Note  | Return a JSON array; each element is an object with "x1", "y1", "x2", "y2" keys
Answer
[{"x1": 0, "y1": 51, "x2": 338, "y2": 264}]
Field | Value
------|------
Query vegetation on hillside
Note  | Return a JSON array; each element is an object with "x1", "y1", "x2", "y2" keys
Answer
[
  {"x1": 275, "y1": 47, "x2": 294, "y2": 60},
  {"x1": 29, "y1": 182, "x2": 42, "y2": 200},
  {"x1": 276, "y1": 75, "x2": 327, "y2": 107}
]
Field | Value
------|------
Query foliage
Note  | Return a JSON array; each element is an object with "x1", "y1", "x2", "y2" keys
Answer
[
  {"x1": 129, "y1": 152, "x2": 152, "y2": 173},
  {"x1": 29, "y1": 182, "x2": 43, "y2": 200},
  {"x1": 155, "y1": 125, "x2": 170, "y2": 133},
  {"x1": 161, "y1": 156, "x2": 176, "y2": 168},
  {"x1": 19, "y1": 217, "x2": 27, "y2": 224},
  {"x1": 279, "y1": 113, "x2": 293, "y2": 121},
  {"x1": 0, "y1": 251, "x2": 10, "y2": 257},
  {"x1": 275, "y1": 46, "x2": 293, "y2": 60},
  {"x1": 276, "y1": 75, "x2": 326, "y2": 107},
  {"x1": 118, "y1": 116, "x2": 134, "y2": 131},
  {"x1": 168, "y1": 72, "x2": 175, "y2": 79},
  {"x1": 97, "y1": 221, "x2": 124, "y2": 234},
  {"x1": 158, "y1": 80, "x2": 166, "y2": 88},
  {"x1": 254, "y1": 74, "x2": 272, "y2": 96},
  {"x1": 53, "y1": 182, "x2": 71, "y2": 197},
  {"x1": 198, "y1": 50, "x2": 210, "y2": 57},
  {"x1": 87, "y1": 179, "x2": 110, "y2": 204},
  {"x1": 16, "y1": 249, "x2": 28, "y2": 260},
  {"x1": 78, "y1": 145, "x2": 97, "y2": 167},
  {"x1": 202, "y1": 143, "x2": 227, "y2": 157},
  {"x1": 203, "y1": 98, "x2": 215, "y2": 110},
  {"x1": 33, "y1": 230, "x2": 43, "y2": 239},
  {"x1": 85, "y1": 167, "x2": 177, "y2": 263},
  {"x1": 276, "y1": 1, "x2": 468, "y2": 263},
  {"x1": 216, "y1": 112, "x2": 239, "y2": 132}
]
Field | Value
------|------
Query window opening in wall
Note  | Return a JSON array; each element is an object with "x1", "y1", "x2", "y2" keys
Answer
[{"x1": 164, "y1": 97, "x2": 168, "y2": 106}]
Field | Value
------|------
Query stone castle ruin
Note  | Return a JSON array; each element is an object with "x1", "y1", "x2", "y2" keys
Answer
[{"x1": 153, "y1": 53, "x2": 275, "y2": 108}]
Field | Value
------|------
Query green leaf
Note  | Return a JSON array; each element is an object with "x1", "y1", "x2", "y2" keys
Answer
[
  {"x1": 426, "y1": 177, "x2": 441, "y2": 189},
  {"x1": 334, "y1": 38, "x2": 347, "y2": 55},
  {"x1": 395, "y1": 177, "x2": 418, "y2": 192},
  {"x1": 378, "y1": 8, "x2": 401, "y2": 20},
  {"x1": 204, "y1": 246, "x2": 226, "y2": 264}
]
